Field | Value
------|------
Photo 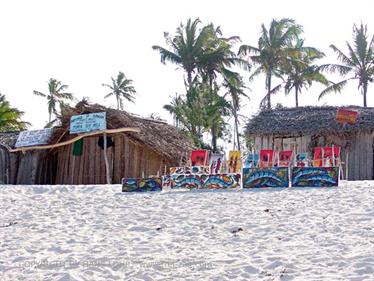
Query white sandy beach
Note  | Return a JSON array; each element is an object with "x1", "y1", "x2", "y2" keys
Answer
[{"x1": 0, "y1": 182, "x2": 374, "y2": 281}]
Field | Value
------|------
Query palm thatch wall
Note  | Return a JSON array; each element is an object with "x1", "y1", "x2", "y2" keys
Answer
[{"x1": 246, "y1": 106, "x2": 374, "y2": 180}]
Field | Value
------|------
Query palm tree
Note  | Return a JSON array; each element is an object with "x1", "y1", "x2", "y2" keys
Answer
[
  {"x1": 203, "y1": 83, "x2": 231, "y2": 152},
  {"x1": 196, "y1": 23, "x2": 249, "y2": 151},
  {"x1": 102, "y1": 71, "x2": 136, "y2": 110},
  {"x1": 197, "y1": 23, "x2": 249, "y2": 88},
  {"x1": 239, "y1": 18, "x2": 302, "y2": 109},
  {"x1": 319, "y1": 24, "x2": 374, "y2": 107},
  {"x1": 164, "y1": 86, "x2": 206, "y2": 147},
  {"x1": 152, "y1": 18, "x2": 212, "y2": 89},
  {"x1": 33, "y1": 78, "x2": 73, "y2": 123},
  {"x1": 0, "y1": 94, "x2": 29, "y2": 132},
  {"x1": 223, "y1": 75, "x2": 248, "y2": 150},
  {"x1": 283, "y1": 38, "x2": 329, "y2": 107}
]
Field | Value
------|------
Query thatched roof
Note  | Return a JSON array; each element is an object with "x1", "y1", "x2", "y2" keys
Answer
[
  {"x1": 52, "y1": 102, "x2": 195, "y2": 161},
  {"x1": 246, "y1": 106, "x2": 374, "y2": 137},
  {"x1": 0, "y1": 132, "x2": 19, "y2": 148}
]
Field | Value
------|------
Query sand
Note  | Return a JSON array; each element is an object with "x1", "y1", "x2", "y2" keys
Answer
[{"x1": 0, "y1": 181, "x2": 373, "y2": 280}]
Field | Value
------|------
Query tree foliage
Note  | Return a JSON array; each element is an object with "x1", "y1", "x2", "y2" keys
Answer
[
  {"x1": 319, "y1": 24, "x2": 374, "y2": 107},
  {"x1": 0, "y1": 94, "x2": 29, "y2": 132},
  {"x1": 102, "y1": 71, "x2": 136, "y2": 110},
  {"x1": 33, "y1": 78, "x2": 73, "y2": 125}
]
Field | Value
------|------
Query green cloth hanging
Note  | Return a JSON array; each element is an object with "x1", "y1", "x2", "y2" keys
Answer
[{"x1": 72, "y1": 138, "x2": 84, "y2": 156}]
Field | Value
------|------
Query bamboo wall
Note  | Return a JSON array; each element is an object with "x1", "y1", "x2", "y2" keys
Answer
[
  {"x1": 55, "y1": 134, "x2": 174, "y2": 185},
  {"x1": 253, "y1": 132, "x2": 374, "y2": 181}
]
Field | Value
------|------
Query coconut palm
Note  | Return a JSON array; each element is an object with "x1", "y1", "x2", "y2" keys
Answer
[
  {"x1": 223, "y1": 75, "x2": 248, "y2": 150},
  {"x1": 196, "y1": 23, "x2": 249, "y2": 151},
  {"x1": 33, "y1": 78, "x2": 73, "y2": 123},
  {"x1": 283, "y1": 38, "x2": 329, "y2": 107},
  {"x1": 164, "y1": 86, "x2": 206, "y2": 147},
  {"x1": 0, "y1": 94, "x2": 29, "y2": 132},
  {"x1": 152, "y1": 18, "x2": 213, "y2": 89},
  {"x1": 102, "y1": 71, "x2": 136, "y2": 110},
  {"x1": 239, "y1": 18, "x2": 302, "y2": 109},
  {"x1": 197, "y1": 23, "x2": 250, "y2": 88},
  {"x1": 319, "y1": 24, "x2": 374, "y2": 107}
]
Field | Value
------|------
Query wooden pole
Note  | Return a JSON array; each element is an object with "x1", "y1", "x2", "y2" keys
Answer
[
  {"x1": 71, "y1": 155, "x2": 75, "y2": 184},
  {"x1": 346, "y1": 150, "x2": 349, "y2": 180},
  {"x1": 103, "y1": 133, "x2": 111, "y2": 184}
]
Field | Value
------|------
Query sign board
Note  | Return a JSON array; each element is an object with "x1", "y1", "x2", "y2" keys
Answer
[
  {"x1": 70, "y1": 112, "x2": 106, "y2": 134},
  {"x1": 336, "y1": 109, "x2": 359, "y2": 125},
  {"x1": 15, "y1": 128, "x2": 53, "y2": 148}
]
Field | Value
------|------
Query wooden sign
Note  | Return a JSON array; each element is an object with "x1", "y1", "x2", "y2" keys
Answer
[
  {"x1": 336, "y1": 109, "x2": 358, "y2": 125},
  {"x1": 15, "y1": 128, "x2": 53, "y2": 148},
  {"x1": 70, "y1": 112, "x2": 106, "y2": 134}
]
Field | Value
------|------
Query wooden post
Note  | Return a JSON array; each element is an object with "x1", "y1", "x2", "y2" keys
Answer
[
  {"x1": 71, "y1": 155, "x2": 75, "y2": 184},
  {"x1": 346, "y1": 150, "x2": 349, "y2": 180},
  {"x1": 103, "y1": 133, "x2": 111, "y2": 184}
]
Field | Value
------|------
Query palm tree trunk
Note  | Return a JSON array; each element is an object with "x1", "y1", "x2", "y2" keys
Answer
[
  {"x1": 234, "y1": 114, "x2": 241, "y2": 151},
  {"x1": 363, "y1": 83, "x2": 368, "y2": 107},
  {"x1": 295, "y1": 87, "x2": 299, "y2": 107},
  {"x1": 116, "y1": 95, "x2": 120, "y2": 110},
  {"x1": 267, "y1": 72, "x2": 272, "y2": 109},
  {"x1": 211, "y1": 125, "x2": 217, "y2": 152},
  {"x1": 187, "y1": 72, "x2": 192, "y2": 89}
]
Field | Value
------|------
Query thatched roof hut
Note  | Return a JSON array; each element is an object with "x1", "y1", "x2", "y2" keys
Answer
[
  {"x1": 0, "y1": 103, "x2": 194, "y2": 185},
  {"x1": 246, "y1": 106, "x2": 374, "y2": 180},
  {"x1": 246, "y1": 106, "x2": 374, "y2": 137},
  {"x1": 48, "y1": 102, "x2": 194, "y2": 184},
  {"x1": 52, "y1": 102, "x2": 194, "y2": 163}
]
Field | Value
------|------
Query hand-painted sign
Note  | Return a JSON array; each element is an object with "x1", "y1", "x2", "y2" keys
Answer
[
  {"x1": 163, "y1": 173, "x2": 241, "y2": 190},
  {"x1": 209, "y1": 153, "x2": 224, "y2": 174},
  {"x1": 122, "y1": 177, "x2": 162, "y2": 192},
  {"x1": 15, "y1": 128, "x2": 53, "y2": 148},
  {"x1": 242, "y1": 167, "x2": 289, "y2": 188},
  {"x1": 291, "y1": 167, "x2": 339, "y2": 187},
  {"x1": 228, "y1": 150, "x2": 241, "y2": 173},
  {"x1": 244, "y1": 153, "x2": 259, "y2": 168},
  {"x1": 190, "y1": 150, "x2": 209, "y2": 166},
  {"x1": 169, "y1": 166, "x2": 210, "y2": 175},
  {"x1": 70, "y1": 112, "x2": 106, "y2": 134},
  {"x1": 336, "y1": 108, "x2": 359, "y2": 125}
]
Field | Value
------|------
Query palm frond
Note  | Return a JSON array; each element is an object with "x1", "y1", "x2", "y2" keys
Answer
[
  {"x1": 33, "y1": 90, "x2": 46, "y2": 97},
  {"x1": 319, "y1": 79, "x2": 352, "y2": 100}
]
